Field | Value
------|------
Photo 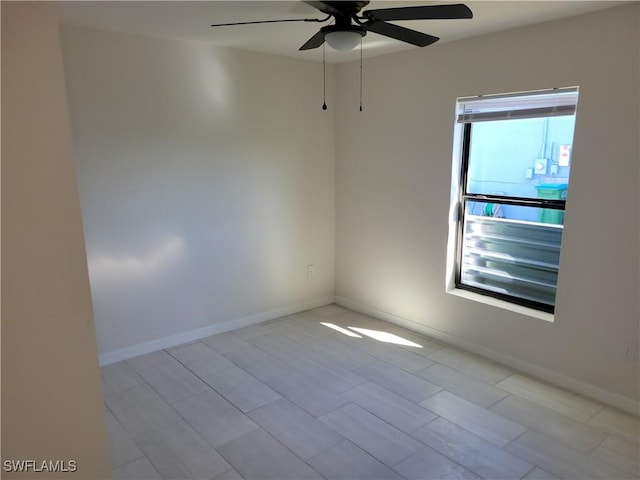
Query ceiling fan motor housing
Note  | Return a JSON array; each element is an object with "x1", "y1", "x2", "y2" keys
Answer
[{"x1": 312, "y1": 1, "x2": 370, "y2": 17}]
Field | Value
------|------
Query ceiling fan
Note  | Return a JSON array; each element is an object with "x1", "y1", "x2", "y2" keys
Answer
[{"x1": 211, "y1": 1, "x2": 473, "y2": 52}]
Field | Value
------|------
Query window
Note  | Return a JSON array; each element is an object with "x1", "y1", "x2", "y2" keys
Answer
[{"x1": 447, "y1": 87, "x2": 579, "y2": 314}]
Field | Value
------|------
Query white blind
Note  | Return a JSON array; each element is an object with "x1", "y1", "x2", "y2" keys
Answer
[{"x1": 457, "y1": 87, "x2": 579, "y2": 124}]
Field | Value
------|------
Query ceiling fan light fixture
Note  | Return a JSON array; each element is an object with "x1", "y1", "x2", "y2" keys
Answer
[{"x1": 323, "y1": 26, "x2": 366, "y2": 51}]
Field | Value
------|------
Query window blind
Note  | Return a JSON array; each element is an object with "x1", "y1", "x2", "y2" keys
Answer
[{"x1": 457, "y1": 87, "x2": 579, "y2": 124}]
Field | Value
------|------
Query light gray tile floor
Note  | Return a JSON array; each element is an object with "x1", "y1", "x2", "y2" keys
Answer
[
  {"x1": 307, "y1": 440, "x2": 403, "y2": 480},
  {"x1": 354, "y1": 361, "x2": 441, "y2": 403},
  {"x1": 427, "y1": 348, "x2": 513, "y2": 385},
  {"x1": 590, "y1": 435, "x2": 640, "y2": 477},
  {"x1": 113, "y1": 457, "x2": 161, "y2": 479},
  {"x1": 489, "y1": 394, "x2": 607, "y2": 453},
  {"x1": 104, "y1": 384, "x2": 181, "y2": 439},
  {"x1": 221, "y1": 344, "x2": 295, "y2": 382},
  {"x1": 419, "y1": 391, "x2": 527, "y2": 447},
  {"x1": 102, "y1": 362, "x2": 146, "y2": 395},
  {"x1": 248, "y1": 398, "x2": 344, "y2": 460},
  {"x1": 104, "y1": 304, "x2": 639, "y2": 480},
  {"x1": 496, "y1": 373, "x2": 603, "y2": 423},
  {"x1": 168, "y1": 341, "x2": 237, "y2": 378},
  {"x1": 319, "y1": 403, "x2": 425, "y2": 466},
  {"x1": 411, "y1": 418, "x2": 533, "y2": 479},
  {"x1": 171, "y1": 389, "x2": 259, "y2": 448},
  {"x1": 393, "y1": 447, "x2": 481, "y2": 480},
  {"x1": 135, "y1": 359, "x2": 211, "y2": 404},
  {"x1": 416, "y1": 363, "x2": 509, "y2": 408},
  {"x1": 216, "y1": 429, "x2": 323, "y2": 479},
  {"x1": 106, "y1": 411, "x2": 143, "y2": 468},
  {"x1": 202, "y1": 366, "x2": 281, "y2": 413},
  {"x1": 263, "y1": 370, "x2": 350, "y2": 417},
  {"x1": 506, "y1": 430, "x2": 636, "y2": 479},
  {"x1": 202, "y1": 332, "x2": 252, "y2": 354},
  {"x1": 521, "y1": 466, "x2": 560, "y2": 479},
  {"x1": 135, "y1": 421, "x2": 231, "y2": 479},
  {"x1": 342, "y1": 382, "x2": 437, "y2": 434}
]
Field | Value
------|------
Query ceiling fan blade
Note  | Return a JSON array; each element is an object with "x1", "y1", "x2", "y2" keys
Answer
[
  {"x1": 299, "y1": 30, "x2": 326, "y2": 50},
  {"x1": 366, "y1": 21, "x2": 439, "y2": 47},
  {"x1": 211, "y1": 18, "x2": 323, "y2": 27},
  {"x1": 364, "y1": 4, "x2": 472, "y2": 22}
]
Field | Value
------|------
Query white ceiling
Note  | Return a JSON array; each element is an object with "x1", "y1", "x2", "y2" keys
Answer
[{"x1": 58, "y1": 1, "x2": 626, "y2": 63}]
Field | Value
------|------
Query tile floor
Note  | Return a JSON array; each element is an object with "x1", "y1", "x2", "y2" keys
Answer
[{"x1": 103, "y1": 305, "x2": 639, "y2": 480}]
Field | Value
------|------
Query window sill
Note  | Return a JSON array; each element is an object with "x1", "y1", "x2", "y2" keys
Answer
[{"x1": 446, "y1": 286, "x2": 555, "y2": 323}]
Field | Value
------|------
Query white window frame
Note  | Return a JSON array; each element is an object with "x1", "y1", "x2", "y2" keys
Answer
[{"x1": 445, "y1": 87, "x2": 579, "y2": 321}]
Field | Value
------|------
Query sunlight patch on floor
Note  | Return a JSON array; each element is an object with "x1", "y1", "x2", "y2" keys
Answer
[
  {"x1": 347, "y1": 327, "x2": 422, "y2": 348},
  {"x1": 320, "y1": 322, "x2": 362, "y2": 338}
]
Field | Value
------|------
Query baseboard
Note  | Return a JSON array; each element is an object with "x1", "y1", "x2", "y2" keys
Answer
[
  {"x1": 99, "y1": 296, "x2": 335, "y2": 366},
  {"x1": 335, "y1": 296, "x2": 640, "y2": 416}
]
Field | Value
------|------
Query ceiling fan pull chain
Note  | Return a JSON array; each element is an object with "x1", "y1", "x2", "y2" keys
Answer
[
  {"x1": 359, "y1": 37, "x2": 363, "y2": 112},
  {"x1": 322, "y1": 42, "x2": 327, "y2": 110}
]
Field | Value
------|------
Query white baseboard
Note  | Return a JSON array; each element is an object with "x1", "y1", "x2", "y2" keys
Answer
[
  {"x1": 336, "y1": 296, "x2": 640, "y2": 416},
  {"x1": 99, "y1": 296, "x2": 335, "y2": 366}
]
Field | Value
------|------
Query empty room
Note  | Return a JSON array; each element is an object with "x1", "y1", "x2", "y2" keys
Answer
[{"x1": 2, "y1": 1, "x2": 639, "y2": 479}]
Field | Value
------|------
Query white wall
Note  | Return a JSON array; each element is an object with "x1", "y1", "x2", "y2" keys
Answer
[
  {"x1": 1, "y1": 3, "x2": 111, "y2": 476},
  {"x1": 335, "y1": 5, "x2": 639, "y2": 403},
  {"x1": 61, "y1": 27, "x2": 336, "y2": 357}
]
